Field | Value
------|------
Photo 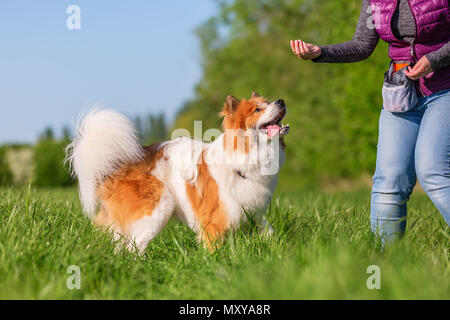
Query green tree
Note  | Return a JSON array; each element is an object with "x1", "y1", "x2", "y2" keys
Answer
[
  {"x1": 134, "y1": 115, "x2": 144, "y2": 143},
  {"x1": 141, "y1": 113, "x2": 168, "y2": 145},
  {"x1": 62, "y1": 126, "x2": 72, "y2": 141},
  {"x1": 33, "y1": 128, "x2": 72, "y2": 187},
  {"x1": 174, "y1": 0, "x2": 389, "y2": 186},
  {"x1": 39, "y1": 127, "x2": 54, "y2": 140},
  {"x1": 0, "y1": 147, "x2": 13, "y2": 186}
]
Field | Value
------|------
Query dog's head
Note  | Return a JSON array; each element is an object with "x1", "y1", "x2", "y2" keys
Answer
[{"x1": 220, "y1": 92, "x2": 289, "y2": 138}]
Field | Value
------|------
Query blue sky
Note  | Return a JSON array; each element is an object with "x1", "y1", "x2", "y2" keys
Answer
[{"x1": 0, "y1": 0, "x2": 217, "y2": 144}]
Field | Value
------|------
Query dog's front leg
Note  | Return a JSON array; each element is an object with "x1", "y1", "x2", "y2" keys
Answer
[
  {"x1": 198, "y1": 225, "x2": 226, "y2": 252},
  {"x1": 259, "y1": 215, "x2": 274, "y2": 237}
]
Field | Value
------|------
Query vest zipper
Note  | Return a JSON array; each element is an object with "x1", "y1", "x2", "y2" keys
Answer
[{"x1": 407, "y1": 0, "x2": 425, "y2": 96}]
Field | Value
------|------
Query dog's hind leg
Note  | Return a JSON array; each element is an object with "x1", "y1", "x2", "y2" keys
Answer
[
  {"x1": 96, "y1": 162, "x2": 176, "y2": 254},
  {"x1": 126, "y1": 189, "x2": 175, "y2": 253},
  {"x1": 94, "y1": 207, "x2": 123, "y2": 241}
]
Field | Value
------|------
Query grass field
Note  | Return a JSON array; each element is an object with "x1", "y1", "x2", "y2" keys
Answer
[{"x1": 0, "y1": 186, "x2": 448, "y2": 299}]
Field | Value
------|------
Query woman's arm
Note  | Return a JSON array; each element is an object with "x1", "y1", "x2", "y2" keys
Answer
[
  {"x1": 291, "y1": 0, "x2": 380, "y2": 63},
  {"x1": 405, "y1": 42, "x2": 450, "y2": 80},
  {"x1": 426, "y1": 42, "x2": 450, "y2": 71},
  {"x1": 314, "y1": 0, "x2": 379, "y2": 63}
]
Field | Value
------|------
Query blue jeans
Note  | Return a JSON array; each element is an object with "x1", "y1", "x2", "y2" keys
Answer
[{"x1": 371, "y1": 89, "x2": 450, "y2": 241}]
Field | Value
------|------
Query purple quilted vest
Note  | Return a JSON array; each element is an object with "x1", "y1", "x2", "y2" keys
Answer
[{"x1": 369, "y1": 0, "x2": 450, "y2": 96}]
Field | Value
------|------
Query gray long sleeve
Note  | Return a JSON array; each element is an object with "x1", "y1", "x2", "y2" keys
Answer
[
  {"x1": 313, "y1": 0, "x2": 379, "y2": 63},
  {"x1": 313, "y1": 0, "x2": 450, "y2": 71},
  {"x1": 426, "y1": 42, "x2": 450, "y2": 71}
]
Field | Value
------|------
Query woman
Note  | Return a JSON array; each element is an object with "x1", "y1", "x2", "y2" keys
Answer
[{"x1": 290, "y1": 0, "x2": 450, "y2": 241}]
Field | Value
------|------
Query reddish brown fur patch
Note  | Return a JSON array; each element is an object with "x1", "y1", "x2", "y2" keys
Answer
[
  {"x1": 220, "y1": 97, "x2": 267, "y2": 130},
  {"x1": 95, "y1": 143, "x2": 166, "y2": 233},
  {"x1": 221, "y1": 97, "x2": 268, "y2": 153},
  {"x1": 185, "y1": 151, "x2": 229, "y2": 249}
]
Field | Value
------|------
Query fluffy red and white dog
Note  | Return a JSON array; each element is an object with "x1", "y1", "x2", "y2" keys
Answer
[{"x1": 66, "y1": 92, "x2": 289, "y2": 252}]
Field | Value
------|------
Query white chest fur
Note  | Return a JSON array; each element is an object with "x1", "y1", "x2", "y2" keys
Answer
[{"x1": 205, "y1": 134, "x2": 285, "y2": 227}]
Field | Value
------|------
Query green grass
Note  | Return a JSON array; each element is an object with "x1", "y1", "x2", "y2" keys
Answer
[{"x1": 0, "y1": 186, "x2": 448, "y2": 299}]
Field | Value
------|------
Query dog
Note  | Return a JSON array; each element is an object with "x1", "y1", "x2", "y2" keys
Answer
[{"x1": 66, "y1": 92, "x2": 289, "y2": 252}]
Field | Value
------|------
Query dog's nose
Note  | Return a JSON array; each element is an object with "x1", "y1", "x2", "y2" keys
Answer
[{"x1": 275, "y1": 99, "x2": 285, "y2": 108}]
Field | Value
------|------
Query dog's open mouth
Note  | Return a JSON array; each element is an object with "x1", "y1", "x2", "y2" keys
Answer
[{"x1": 259, "y1": 109, "x2": 290, "y2": 138}]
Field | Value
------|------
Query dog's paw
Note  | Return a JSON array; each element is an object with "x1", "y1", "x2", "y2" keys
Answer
[{"x1": 260, "y1": 220, "x2": 274, "y2": 238}]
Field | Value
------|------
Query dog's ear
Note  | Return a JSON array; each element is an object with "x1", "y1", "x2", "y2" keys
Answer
[
  {"x1": 220, "y1": 95, "x2": 240, "y2": 119},
  {"x1": 251, "y1": 91, "x2": 261, "y2": 99},
  {"x1": 219, "y1": 95, "x2": 239, "y2": 128},
  {"x1": 224, "y1": 95, "x2": 240, "y2": 114}
]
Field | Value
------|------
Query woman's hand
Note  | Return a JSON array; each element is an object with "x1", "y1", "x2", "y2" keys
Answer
[
  {"x1": 290, "y1": 39, "x2": 321, "y2": 60},
  {"x1": 405, "y1": 56, "x2": 433, "y2": 80}
]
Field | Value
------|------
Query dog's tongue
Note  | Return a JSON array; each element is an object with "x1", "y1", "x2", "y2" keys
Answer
[{"x1": 266, "y1": 124, "x2": 281, "y2": 137}]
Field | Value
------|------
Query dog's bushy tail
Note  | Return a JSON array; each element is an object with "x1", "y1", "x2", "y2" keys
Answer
[{"x1": 65, "y1": 108, "x2": 143, "y2": 217}]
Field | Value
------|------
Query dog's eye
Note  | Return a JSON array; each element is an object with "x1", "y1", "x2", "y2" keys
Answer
[{"x1": 254, "y1": 108, "x2": 262, "y2": 113}]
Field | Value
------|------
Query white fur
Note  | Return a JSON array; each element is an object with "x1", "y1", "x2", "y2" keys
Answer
[
  {"x1": 255, "y1": 101, "x2": 283, "y2": 129},
  {"x1": 68, "y1": 108, "x2": 285, "y2": 251},
  {"x1": 150, "y1": 129, "x2": 284, "y2": 233},
  {"x1": 151, "y1": 137, "x2": 206, "y2": 232},
  {"x1": 205, "y1": 133, "x2": 283, "y2": 227},
  {"x1": 65, "y1": 108, "x2": 143, "y2": 217},
  {"x1": 127, "y1": 188, "x2": 176, "y2": 253}
]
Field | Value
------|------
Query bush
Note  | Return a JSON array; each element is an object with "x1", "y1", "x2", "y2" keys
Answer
[
  {"x1": 0, "y1": 147, "x2": 13, "y2": 186},
  {"x1": 33, "y1": 138, "x2": 72, "y2": 187},
  {"x1": 173, "y1": 0, "x2": 388, "y2": 187}
]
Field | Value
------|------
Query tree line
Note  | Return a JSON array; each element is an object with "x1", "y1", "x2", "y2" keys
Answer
[
  {"x1": 173, "y1": 0, "x2": 388, "y2": 187},
  {"x1": 2, "y1": 0, "x2": 387, "y2": 188},
  {"x1": 0, "y1": 114, "x2": 167, "y2": 187}
]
